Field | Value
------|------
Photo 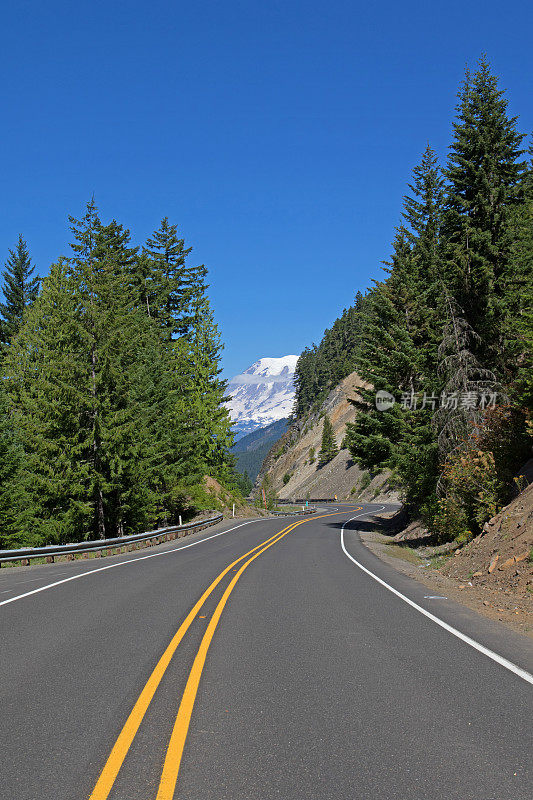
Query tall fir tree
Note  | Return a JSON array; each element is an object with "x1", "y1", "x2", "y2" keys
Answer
[
  {"x1": 4, "y1": 204, "x2": 178, "y2": 543},
  {"x1": 345, "y1": 146, "x2": 445, "y2": 508},
  {"x1": 499, "y1": 147, "x2": 533, "y2": 413},
  {"x1": 0, "y1": 234, "x2": 40, "y2": 346},
  {"x1": 185, "y1": 294, "x2": 235, "y2": 482},
  {"x1": 443, "y1": 57, "x2": 525, "y2": 358},
  {"x1": 0, "y1": 379, "x2": 29, "y2": 547},
  {"x1": 143, "y1": 217, "x2": 204, "y2": 339},
  {"x1": 318, "y1": 415, "x2": 338, "y2": 466}
]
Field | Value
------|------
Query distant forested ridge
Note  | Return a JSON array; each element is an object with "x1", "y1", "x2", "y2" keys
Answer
[
  {"x1": 293, "y1": 58, "x2": 532, "y2": 542},
  {"x1": 232, "y1": 418, "x2": 289, "y2": 484},
  {"x1": 0, "y1": 203, "x2": 240, "y2": 547}
]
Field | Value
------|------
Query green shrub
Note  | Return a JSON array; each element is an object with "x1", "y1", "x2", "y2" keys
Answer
[
  {"x1": 283, "y1": 472, "x2": 292, "y2": 485},
  {"x1": 431, "y1": 498, "x2": 471, "y2": 544},
  {"x1": 435, "y1": 448, "x2": 500, "y2": 541},
  {"x1": 360, "y1": 472, "x2": 371, "y2": 490}
]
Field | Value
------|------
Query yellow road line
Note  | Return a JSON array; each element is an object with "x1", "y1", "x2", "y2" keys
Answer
[
  {"x1": 88, "y1": 518, "x2": 303, "y2": 800},
  {"x1": 155, "y1": 510, "x2": 350, "y2": 800}
]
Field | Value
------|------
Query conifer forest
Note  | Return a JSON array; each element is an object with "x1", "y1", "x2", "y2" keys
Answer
[
  {"x1": 1, "y1": 58, "x2": 531, "y2": 550},
  {"x1": 293, "y1": 59, "x2": 532, "y2": 542},
  {"x1": 0, "y1": 204, "x2": 240, "y2": 547}
]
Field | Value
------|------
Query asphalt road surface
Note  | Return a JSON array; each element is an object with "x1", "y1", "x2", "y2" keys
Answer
[{"x1": 1, "y1": 504, "x2": 532, "y2": 799}]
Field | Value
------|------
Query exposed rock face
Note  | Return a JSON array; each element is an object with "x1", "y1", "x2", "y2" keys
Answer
[{"x1": 257, "y1": 371, "x2": 401, "y2": 503}]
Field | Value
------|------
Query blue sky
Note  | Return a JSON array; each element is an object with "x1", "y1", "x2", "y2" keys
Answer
[{"x1": 2, "y1": 0, "x2": 532, "y2": 378}]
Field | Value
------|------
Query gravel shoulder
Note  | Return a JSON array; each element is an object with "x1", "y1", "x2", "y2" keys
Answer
[{"x1": 359, "y1": 520, "x2": 533, "y2": 641}]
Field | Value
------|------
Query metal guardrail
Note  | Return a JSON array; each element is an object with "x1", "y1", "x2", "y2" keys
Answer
[
  {"x1": 275, "y1": 498, "x2": 336, "y2": 505},
  {"x1": 269, "y1": 508, "x2": 317, "y2": 516},
  {"x1": 0, "y1": 514, "x2": 224, "y2": 566},
  {"x1": 293, "y1": 498, "x2": 336, "y2": 503}
]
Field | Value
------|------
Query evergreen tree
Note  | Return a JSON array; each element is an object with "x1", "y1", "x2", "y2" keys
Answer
[
  {"x1": 293, "y1": 293, "x2": 367, "y2": 419},
  {"x1": 500, "y1": 149, "x2": 533, "y2": 414},
  {"x1": 186, "y1": 294, "x2": 235, "y2": 481},
  {"x1": 4, "y1": 204, "x2": 177, "y2": 543},
  {"x1": 0, "y1": 380, "x2": 29, "y2": 547},
  {"x1": 239, "y1": 470, "x2": 253, "y2": 496},
  {"x1": 293, "y1": 345, "x2": 319, "y2": 418},
  {"x1": 143, "y1": 217, "x2": 202, "y2": 339},
  {"x1": 4, "y1": 260, "x2": 94, "y2": 543},
  {"x1": 0, "y1": 234, "x2": 40, "y2": 345},
  {"x1": 295, "y1": 62, "x2": 530, "y2": 537},
  {"x1": 443, "y1": 57, "x2": 525, "y2": 356},
  {"x1": 345, "y1": 146, "x2": 445, "y2": 508},
  {"x1": 434, "y1": 290, "x2": 499, "y2": 459},
  {"x1": 318, "y1": 415, "x2": 338, "y2": 466}
]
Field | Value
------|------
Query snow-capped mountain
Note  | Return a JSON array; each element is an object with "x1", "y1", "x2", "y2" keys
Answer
[{"x1": 227, "y1": 355, "x2": 299, "y2": 437}]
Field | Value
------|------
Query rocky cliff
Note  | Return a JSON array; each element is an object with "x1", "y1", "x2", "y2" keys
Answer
[{"x1": 257, "y1": 371, "x2": 400, "y2": 503}]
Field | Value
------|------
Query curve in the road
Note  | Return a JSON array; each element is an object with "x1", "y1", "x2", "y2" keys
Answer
[{"x1": 341, "y1": 509, "x2": 533, "y2": 686}]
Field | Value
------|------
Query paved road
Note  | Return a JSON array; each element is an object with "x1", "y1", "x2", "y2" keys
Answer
[{"x1": 1, "y1": 504, "x2": 532, "y2": 799}]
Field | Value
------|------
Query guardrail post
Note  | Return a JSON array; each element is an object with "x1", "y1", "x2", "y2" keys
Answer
[{"x1": 0, "y1": 513, "x2": 223, "y2": 567}]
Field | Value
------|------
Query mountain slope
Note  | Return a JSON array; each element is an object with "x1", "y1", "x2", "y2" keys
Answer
[
  {"x1": 232, "y1": 418, "x2": 289, "y2": 482},
  {"x1": 257, "y1": 371, "x2": 400, "y2": 502},
  {"x1": 227, "y1": 355, "x2": 298, "y2": 436}
]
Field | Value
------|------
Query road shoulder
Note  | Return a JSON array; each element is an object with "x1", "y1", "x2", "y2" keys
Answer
[{"x1": 358, "y1": 520, "x2": 533, "y2": 641}]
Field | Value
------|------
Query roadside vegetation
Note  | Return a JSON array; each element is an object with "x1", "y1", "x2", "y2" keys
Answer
[
  {"x1": 293, "y1": 57, "x2": 532, "y2": 542},
  {"x1": 318, "y1": 415, "x2": 338, "y2": 466},
  {"x1": 0, "y1": 205, "x2": 243, "y2": 548}
]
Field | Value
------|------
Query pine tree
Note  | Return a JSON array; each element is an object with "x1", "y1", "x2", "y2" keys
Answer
[
  {"x1": 0, "y1": 380, "x2": 29, "y2": 547},
  {"x1": 434, "y1": 290, "x2": 499, "y2": 460},
  {"x1": 443, "y1": 57, "x2": 525, "y2": 356},
  {"x1": 318, "y1": 415, "x2": 338, "y2": 466},
  {"x1": 4, "y1": 204, "x2": 178, "y2": 543},
  {"x1": 186, "y1": 294, "x2": 235, "y2": 481},
  {"x1": 143, "y1": 218, "x2": 195, "y2": 338},
  {"x1": 345, "y1": 146, "x2": 445, "y2": 507},
  {"x1": 292, "y1": 294, "x2": 367, "y2": 420},
  {"x1": 0, "y1": 234, "x2": 40, "y2": 345},
  {"x1": 293, "y1": 345, "x2": 319, "y2": 418},
  {"x1": 4, "y1": 259, "x2": 94, "y2": 543},
  {"x1": 240, "y1": 470, "x2": 253, "y2": 496},
  {"x1": 500, "y1": 149, "x2": 533, "y2": 413}
]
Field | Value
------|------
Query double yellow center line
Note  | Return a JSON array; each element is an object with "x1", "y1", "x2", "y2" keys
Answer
[{"x1": 89, "y1": 508, "x2": 360, "y2": 800}]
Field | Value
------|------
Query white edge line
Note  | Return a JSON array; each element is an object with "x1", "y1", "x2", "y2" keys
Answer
[
  {"x1": 341, "y1": 507, "x2": 533, "y2": 687},
  {"x1": 0, "y1": 519, "x2": 263, "y2": 609}
]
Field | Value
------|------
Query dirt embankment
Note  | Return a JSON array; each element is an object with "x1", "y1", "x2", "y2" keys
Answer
[
  {"x1": 362, "y1": 483, "x2": 533, "y2": 638},
  {"x1": 257, "y1": 371, "x2": 400, "y2": 503},
  {"x1": 440, "y1": 482, "x2": 533, "y2": 595}
]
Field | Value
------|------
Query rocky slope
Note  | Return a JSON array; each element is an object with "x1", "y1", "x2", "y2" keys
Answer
[
  {"x1": 440, "y1": 479, "x2": 533, "y2": 595},
  {"x1": 257, "y1": 371, "x2": 400, "y2": 503},
  {"x1": 358, "y1": 468, "x2": 533, "y2": 637}
]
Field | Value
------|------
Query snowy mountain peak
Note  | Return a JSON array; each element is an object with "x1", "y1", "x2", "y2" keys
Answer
[
  {"x1": 231, "y1": 355, "x2": 299, "y2": 385},
  {"x1": 227, "y1": 355, "x2": 298, "y2": 436}
]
